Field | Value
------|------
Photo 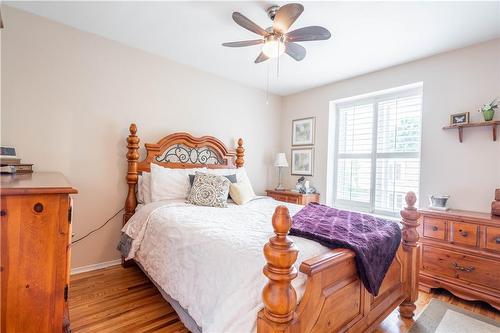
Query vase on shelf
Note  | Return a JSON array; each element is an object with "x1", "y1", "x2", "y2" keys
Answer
[
  {"x1": 479, "y1": 98, "x2": 498, "y2": 121},
  {"x1": 482, "y1": 109, "x2": 495, "y2": 121}
]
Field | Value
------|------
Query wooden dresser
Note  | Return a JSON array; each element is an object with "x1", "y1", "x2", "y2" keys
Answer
[
  {"x1": 1, "y1": 172, "x2": 77, "y2": 333},
  {"x1": 418, "y1": 208, "x2": 500, "y2": 310},
  {"x1": 266, "y1": 189, "x2": 320, "y2": 205}
]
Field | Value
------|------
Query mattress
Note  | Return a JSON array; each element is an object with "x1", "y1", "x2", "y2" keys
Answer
[{"x1": 121, "y1": 197, "x2": 329, "y2": 333}]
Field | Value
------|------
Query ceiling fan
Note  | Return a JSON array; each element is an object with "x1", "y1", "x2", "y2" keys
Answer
[{"x1": 222, "y1": 3, "x2": 331, "y2": 63}]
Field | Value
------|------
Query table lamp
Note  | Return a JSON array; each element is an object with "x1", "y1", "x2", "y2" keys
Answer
[{"x1": 274, "y1": 153, "x2": 288, "y2": 191}]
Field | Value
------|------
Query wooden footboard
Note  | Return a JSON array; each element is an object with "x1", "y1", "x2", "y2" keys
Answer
[{"x1": 258, "y1": 192, "x2": 420, "y2": 333}]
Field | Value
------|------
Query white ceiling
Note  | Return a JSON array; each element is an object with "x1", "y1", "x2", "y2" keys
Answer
[{"x1": 6, "y1": 1, "x2": 500, "y2": 96}]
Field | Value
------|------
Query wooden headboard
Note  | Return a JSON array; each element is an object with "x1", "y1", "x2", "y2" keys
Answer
[{"x1": 123, "y1": 123, "x2": 244, "y2": 224}]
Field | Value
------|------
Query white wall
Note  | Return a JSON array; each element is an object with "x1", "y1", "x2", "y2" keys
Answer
[
  {"x1": 1, "y1": 6, "x2": 282, "y2": 268},
  {"x1": 281, "y1": 38, "x2": 500, "y2": 213}
]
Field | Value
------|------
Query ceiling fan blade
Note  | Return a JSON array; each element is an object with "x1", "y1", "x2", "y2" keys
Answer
[
  {"x1": 254, "y1": 52, "x2": 269, "y2": 64},
  {"x1": 286, "y1": 26, "x2": 331, "y2": 42},
  {"x1": 222, "y1": 39, "x2": 263, "y2": 47},
  {"x1": 232, "y1": 12, "x2": 268, "y2": 36},
  {"x1": 273, "y1": 3, "x2": 304, "y2": 34},
  {"x1": 285, "y1": 42, "x2": 306, "y2": 61}
]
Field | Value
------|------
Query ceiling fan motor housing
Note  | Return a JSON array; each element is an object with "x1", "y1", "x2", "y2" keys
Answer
[{"x1": 267, "y1": 5, "x2": 280, "y2": 21}]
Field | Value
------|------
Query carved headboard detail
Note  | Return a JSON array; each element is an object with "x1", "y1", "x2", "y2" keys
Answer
[{"x1": 124, "y1": 123, "x2": 244, "y2": 224}]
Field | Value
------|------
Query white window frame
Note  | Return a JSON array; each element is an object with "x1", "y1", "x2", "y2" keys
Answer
[{"x1": 332, "y1": 86, "x2": 423, "y2": 217}]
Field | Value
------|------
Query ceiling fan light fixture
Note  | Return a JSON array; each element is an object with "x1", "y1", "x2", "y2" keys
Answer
[{"x1": 262, "y1": 35, "x2": 285, "y2": 58}]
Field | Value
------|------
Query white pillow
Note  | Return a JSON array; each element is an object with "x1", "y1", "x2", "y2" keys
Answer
[
  {"x1": 229, "y1": 181, "x2": 256, "y2": 205},
  {"x1": 205, "y1": 168, "x2": 236, "y2": 176},
  {"x1": 150, "y1": 164, "x2": 206, "y2": 202},
  {"x1": 235, "y1": 167, "x2": 251, "y2": 185},
  {"x1": 206, "y1": 167, "x2": 251, "y2": 184},
  {"x1": 137, "y1": 172, "x2": 152, "y2": 204},
  {"x1": 137, "y1": 175, "x2": 145, "y2": 204}
]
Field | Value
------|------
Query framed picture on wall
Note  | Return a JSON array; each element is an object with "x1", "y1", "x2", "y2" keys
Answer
[
  {"x1": 292, "y1": 117, "x2": 315, "y2": 146},
  {"x1": 291, "y1": 148, "x2": 314, "y2": 176},
  {"x1": 449, "y1": 112, "x2": 469, "y2": 126}
]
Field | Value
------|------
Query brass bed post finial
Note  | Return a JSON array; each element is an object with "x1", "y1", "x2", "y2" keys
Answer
[
  {"x1": 124, "y1": 123, "x2": 140, "y2": 225},
  {"x1": 399, "y1": 191, "x2": 421, "y2": 319},
  {"x1": 258, "y1": 206, "x2": 298, "y2": 332},
  {"x1": 236, "y1": 138, "x2": 244, "y2": 168}
]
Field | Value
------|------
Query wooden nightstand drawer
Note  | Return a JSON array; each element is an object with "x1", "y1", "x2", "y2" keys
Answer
[
  {"x1": 266, "y1": 190, "x2": 319, "y2": 205},
  {"x1": 273, "y1": 195, "x2": 287, "y2": 202},
  {"x1": 451, "y1": 222, "x2": 478, "y2": 247},
  {"x1": 422, "y1": 217, "x2": 446, "y2": 240},
  {"x1": 485, "y1": 226, "x2": 500, "y2": 252}
]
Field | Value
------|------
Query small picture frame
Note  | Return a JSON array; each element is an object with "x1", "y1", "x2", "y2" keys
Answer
[
  {"x1": 291, "y1": 148, "x2": 314, "y2": 176},
  {"x1": 450, "y1": 112, "x2": 469, "y2": 126},
  {"x1": 292, "y1": 117, "x2": 315, "y2": 146}
]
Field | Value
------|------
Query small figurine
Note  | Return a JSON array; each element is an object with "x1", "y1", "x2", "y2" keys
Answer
[{"x1": 295, "y1": 177, "x2": 317, "y2": 194}]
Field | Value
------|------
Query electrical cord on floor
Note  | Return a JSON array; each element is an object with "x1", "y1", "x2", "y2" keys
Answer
[{"x1": 72, "y1": 208, "x2": 125, "y2": 244}]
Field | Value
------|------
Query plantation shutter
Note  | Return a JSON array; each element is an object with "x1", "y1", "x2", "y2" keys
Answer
[{"x1": 334, "y1": 87, "x2": 422, "y2": 215}]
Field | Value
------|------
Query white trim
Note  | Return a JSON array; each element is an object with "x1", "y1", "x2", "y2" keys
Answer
[
  {"x1": 331, "y1": 82, "x2": 423, "y2": 106},
  {"x1": 70, "y1": 259, "x2": 121, "y2": 275}
]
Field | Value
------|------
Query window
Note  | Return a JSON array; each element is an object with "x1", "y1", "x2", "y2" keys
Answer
[{"x1": 332, "y1": 86, "x2": 422, "y2": 216}]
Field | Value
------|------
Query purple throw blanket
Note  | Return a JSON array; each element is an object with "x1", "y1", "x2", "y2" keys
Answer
[{"x1": 290, "y1": 203, "x2": 401, "y2": 296}]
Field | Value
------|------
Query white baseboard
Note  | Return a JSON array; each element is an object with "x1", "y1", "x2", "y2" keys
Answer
[{"x1": 71, "y1": 259, "x2": 121, "y2": 275}]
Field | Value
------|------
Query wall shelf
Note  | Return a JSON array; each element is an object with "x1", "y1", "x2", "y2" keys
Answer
[{"x1": 443, "y1": 120, "x2": 499, "y2": 143}]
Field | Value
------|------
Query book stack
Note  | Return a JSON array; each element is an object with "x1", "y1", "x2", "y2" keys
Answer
[
  {"x1": 0, "y1": 147, "x2": 33, "y2": 174},
  {"x1": 492, "y1": 189, "x2": 500, "y2": 217}
]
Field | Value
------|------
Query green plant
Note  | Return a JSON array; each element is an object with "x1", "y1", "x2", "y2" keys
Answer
[{"x1": 479, "y1": 98, "x2": 498, "y2": 112}]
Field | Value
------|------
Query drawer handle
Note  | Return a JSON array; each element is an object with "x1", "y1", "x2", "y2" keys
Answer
[
  {"x1": 495, "y1": 237, "x2": 500, "y2": 244},
  {"x1": 452, "y1": 262, "x2": 475, "y2": 272},
  {"x1": 33, "y1": 202, "x2": 44, "y2": 213},
  {"x1": 432, "y1": 226, "x2": 438, "y2": 231},
  {"x1": 459, "y1": 230, "x2": 468, "y2": 237},
  {"x1": 0, "y1": 210, "x2": 6, "y2": 217}
]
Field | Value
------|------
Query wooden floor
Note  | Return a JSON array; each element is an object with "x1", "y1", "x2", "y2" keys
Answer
[{"x1": 69, "y1": 265, "x2": 499, "y2": 333}]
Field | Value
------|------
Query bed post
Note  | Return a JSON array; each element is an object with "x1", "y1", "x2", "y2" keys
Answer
[
  {"x1": 399, "y1": 191, "x2": 421, "y2": 319},
  {"x1": 257, "y1": 206, "x2": 298, "y2": 333},
  {"x1": 236, "y1": 138, "x2": 244, "y2": 168},
  {"x1": 122, "y1": 123, "x2": 140, "y2": 267}
]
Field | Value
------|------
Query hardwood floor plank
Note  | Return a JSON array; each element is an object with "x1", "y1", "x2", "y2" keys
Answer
[
  {"x1": 111, "y1": 312, "x2": 178, "y2": 333},
  {"x1": 70, "y1": 282, "x2": 157, "y2": 311},
  {"x1": 69, "y1": 265, "x2": 499, "y2": 332},
  {"x1": 75, "y1": 302, "x2": 173, "y2": 332}
]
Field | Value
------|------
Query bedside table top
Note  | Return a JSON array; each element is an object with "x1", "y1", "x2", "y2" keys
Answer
[
  {"x1": 266, "y1": 189, "x2": 319, "y2": 197},
  {"x1": 1, "y1": 172, "x2": 78, "y2": 195}
]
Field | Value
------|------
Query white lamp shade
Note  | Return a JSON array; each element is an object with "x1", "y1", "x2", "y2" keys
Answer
[{"x1": 274, "y1": 153, "x2": 288, "y2": 167}]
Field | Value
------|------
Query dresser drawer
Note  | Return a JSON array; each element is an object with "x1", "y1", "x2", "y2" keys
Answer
[
  {"x1": 451, "y1": 222, "x2": 478, "y2": 247},
  {"x1": 271, "y1": 194, "x2": 287, "y2": 202},
  {"x1": 422, "y1": 245, "x2": 500, "y2": 289},
  {"x1": 485, "y1": 226, "x2": 500, "y2": 252},
  {"x1": 286, "y1": 196, "x2": 299, "y2": 204},
  {"x1": 422, "y1": 217, "x2": 447, "y2": 240}
]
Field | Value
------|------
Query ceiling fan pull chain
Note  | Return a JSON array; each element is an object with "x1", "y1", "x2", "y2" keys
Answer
[
  {"x1": 277, "y1": 42, "x2": 281, "y2": 78},
  {"x1": 266, "y1": 61, "x2": 271, "y2": 105}
]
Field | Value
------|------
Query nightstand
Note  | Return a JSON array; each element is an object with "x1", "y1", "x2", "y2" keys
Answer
[{"x1": 266, "y1": 189, "x2": 320, "y2": 205}]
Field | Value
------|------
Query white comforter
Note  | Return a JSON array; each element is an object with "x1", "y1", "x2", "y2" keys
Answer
[{"x1": 122, "y1": 197, "x2": 329, "y2": 333}]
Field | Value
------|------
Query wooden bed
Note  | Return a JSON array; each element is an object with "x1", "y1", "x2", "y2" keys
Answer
[{"x1": 122, "y1": 123, "x2": 421, "y2": 333}]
